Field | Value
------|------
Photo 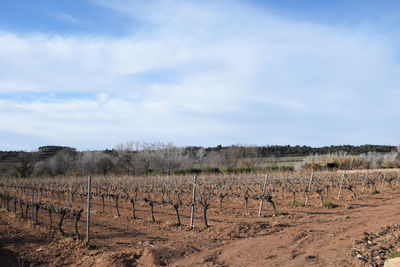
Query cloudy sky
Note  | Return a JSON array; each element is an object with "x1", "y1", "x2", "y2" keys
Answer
[{"x1": 0, "y1": 0, "x2": 399, "y2": 151}]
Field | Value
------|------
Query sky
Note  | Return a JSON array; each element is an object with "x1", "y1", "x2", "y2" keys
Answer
[{"x1": 0, "y1": 0, "x2": 399, "y2": 151}]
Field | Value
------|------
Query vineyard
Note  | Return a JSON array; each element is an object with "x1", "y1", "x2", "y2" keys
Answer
[{"x1": 1, "y1": 169, "x2": 400, "y2": 266}]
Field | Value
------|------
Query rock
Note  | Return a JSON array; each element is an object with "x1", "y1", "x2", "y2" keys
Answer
[
  {"x1": 357, "y1": 254, "x2": 366, "y2": 261},
  {"x1": 384, "y1": 257, "x2": 400, "y2": 267},
  {"x1": 305, "y1": 255, "x2": 317, "y2": 260}
]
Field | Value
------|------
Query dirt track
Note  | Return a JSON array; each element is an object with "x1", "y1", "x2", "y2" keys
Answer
[
  {"x1": 1, "y1": 190, "x2": 400, "y2": 266},
  {"x1": 174, "y1": 193, "x2": 400, "y2": 266}
]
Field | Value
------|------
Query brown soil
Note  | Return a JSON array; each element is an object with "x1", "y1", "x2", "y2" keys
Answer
[{"x1": 1, "y1": 189, "x2": 400, "y2": 266}]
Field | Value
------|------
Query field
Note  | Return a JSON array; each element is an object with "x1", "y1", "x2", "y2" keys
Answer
[
  {"x1": 254, "y1": 155, "x2": 304, "y2": 168},
  {"x1": 1, "y1": 169, "x2": 400, "y2": 266}
]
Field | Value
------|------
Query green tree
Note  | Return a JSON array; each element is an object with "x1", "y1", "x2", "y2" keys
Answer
[{"x1": 15, "y1": 159, "x2": 33, "y2": 178}]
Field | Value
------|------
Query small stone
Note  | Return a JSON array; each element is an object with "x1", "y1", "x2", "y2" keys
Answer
[
  {"x1": 357, "y1": 254, "x2": 366, "y2": 261},
  {"x1": 305, "y1": 255, "x2": 317, "y2": 260}
]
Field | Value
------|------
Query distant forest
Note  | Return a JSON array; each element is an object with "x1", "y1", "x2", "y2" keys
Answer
[
  {"x1": 0, "y1": 144, "x2": 398, "y2": 177},
  {"x1": 203, "y1": 144, "x2": 395, "y2": 157}
]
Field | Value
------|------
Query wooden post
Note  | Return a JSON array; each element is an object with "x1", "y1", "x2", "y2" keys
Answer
[
  {"x1": 362, "y1": 170, "x2": 368, "y2": 194},
  {"x1": 380, "y1": 168, "x2": 388, "y2": 192},
  {"x1": 305, "y1": 173, "x2": 314, "y2": 206},
  {"x1": 69, "y1": 185, "x2": 72, "y2": 206},
  {"x1": 397, "y1": 173, "x2": 400, "y2": 188},
  {"x1": 5, "y1": 186, "x2": 8, "y2": 211},
  {"x1": 258, "y1": 174, "x2": 269, "y2": 217},
  {"x1": 108, "y1": 190, "x2": 112, "y2": 214},
  {"x1": 86, "y1": 176, "x2": 92, "y2": 247},
  {"x1": 31, "y1": 188, "x2": 35, "y2": 220},
  {"x1": 190, "y1": 175, "x2": 197, "y2": 227},
  {"x1": 337, "y1": 171, "x2": 346, "y2": 200}
]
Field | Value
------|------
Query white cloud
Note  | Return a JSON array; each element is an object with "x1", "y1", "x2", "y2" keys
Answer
[
  {"x1": 0, "y1": 95, "x2": 232, "y2": 150},
  {"x1": 56, "y1": 12, "x2": 80, "y2": 24},
  {"x1": 96, "y1": 93, "x2": 108, "y2": 102},
  {"x1": 0, "y1": 0, "x2": 399, "y2": 149}
]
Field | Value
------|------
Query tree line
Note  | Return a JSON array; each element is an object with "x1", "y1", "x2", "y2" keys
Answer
[{"x1": 0, "y1": 143, "x2": 398, "y2": 177}]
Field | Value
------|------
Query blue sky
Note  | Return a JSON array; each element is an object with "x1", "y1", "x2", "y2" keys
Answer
[{"x1": 0, "y1": 0, "x2": 399, "y2": 151}]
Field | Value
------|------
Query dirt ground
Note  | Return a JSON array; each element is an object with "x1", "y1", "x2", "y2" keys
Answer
[{"x1": 1, "y1": 188, "x2": 400, "y2": 266}]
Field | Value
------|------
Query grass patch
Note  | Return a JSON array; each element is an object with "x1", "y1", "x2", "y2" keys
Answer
[
  {"x1": 322, "y1": 201, "x2": 337, "y2": 209},
  {"x1": 274, "y1": 210, "x2": 288, "y2": 216},
  {"x1": 290, "y1": 200, "x2": 305, "y2": 207},
  {"x1": 389, "y1": 251, "x2": 400, "y2": 259},
  {"x1": 372, "y1": 190, "x2": 380, "y2": 195}
]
